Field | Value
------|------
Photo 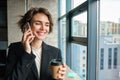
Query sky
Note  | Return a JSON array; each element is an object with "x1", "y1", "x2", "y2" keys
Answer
[
  {"x1": 73, "y1": 0, "x2": 120, "y2": 23},
  {"x1": 100, "y1": 0, "x2": 120, "y2": 23}
]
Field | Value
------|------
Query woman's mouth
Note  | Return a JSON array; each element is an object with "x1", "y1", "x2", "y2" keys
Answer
[{"x1": 37, "y1": 31, "x2": 46, "y2": 36}]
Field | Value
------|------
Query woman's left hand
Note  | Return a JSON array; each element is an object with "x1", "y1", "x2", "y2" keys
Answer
[{"x1": 57, "y1": 64, "x2": 66, "y2": 80}]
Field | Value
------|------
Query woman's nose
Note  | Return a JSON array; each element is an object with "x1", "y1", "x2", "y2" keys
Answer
[{"x1": 40, "y1": 24, "x2": 45, "y2": 30}]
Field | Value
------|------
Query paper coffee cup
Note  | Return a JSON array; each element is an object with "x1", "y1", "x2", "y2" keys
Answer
[{"x1": 50, "y1": 59, "x2": 63, "y2": 79}]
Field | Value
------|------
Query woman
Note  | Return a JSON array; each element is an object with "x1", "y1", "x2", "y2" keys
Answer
[{"x1": 5, "y1": 7, "x2": 66, "y2": 80}]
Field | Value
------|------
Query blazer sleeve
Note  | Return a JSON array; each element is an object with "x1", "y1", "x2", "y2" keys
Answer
[
  {"x1": 57, "y1": 49, "x2": 62, "y2": 60},
  {"x1": 4, "y1": 43, "x2": 36, "y2": 80}
]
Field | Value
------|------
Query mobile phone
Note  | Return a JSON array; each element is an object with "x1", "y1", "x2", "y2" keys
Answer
[
  {"x1": 27, "y1": 22, "x2": 31, "y2": 30},
  {"x1": 27, "y1": 22, "x2": 34, "y2": 36}
]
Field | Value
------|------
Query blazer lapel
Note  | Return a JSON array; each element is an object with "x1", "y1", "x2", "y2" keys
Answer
[
  {"x1": 31, "y1": 60, "x2": 38, "y2": 79},
  {"x1": 40, "y1": 42, "x2": 51, "y2": 79}
]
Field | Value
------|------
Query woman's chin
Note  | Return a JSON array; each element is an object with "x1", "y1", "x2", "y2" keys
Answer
[{"x1": 35, "y1": 37, "x2": 45, "y2": 41}]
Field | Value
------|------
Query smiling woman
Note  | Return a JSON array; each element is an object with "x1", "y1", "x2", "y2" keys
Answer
[
  {"x1": 4, "y1": 7, "x2": 66, "y2": 80},
  {"x1": 30, "y1": 13, "x2": 50, "y2": 41}
]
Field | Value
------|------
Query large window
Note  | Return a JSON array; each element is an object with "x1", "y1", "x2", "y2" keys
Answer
[
  {"x1": 98, "y1": 0, "x2": 120, "y2": 80},
  {"x1": 58, "y1": 0, "x2": 88, "y2": 80},
  {"x1": 59, "y1": 0, "x2": 120, "y2": 80},
  {"x1": 0, "y1": 0, "x2": 8, "y2": 50},
  {"x1": 0, "y1": 0, "x2": 7, "y2": 79},
  {"x1": 58, "y1": 0, "x2": 100, "y2": 80}
]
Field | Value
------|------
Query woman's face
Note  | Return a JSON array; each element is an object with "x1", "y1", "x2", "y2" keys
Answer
[{"x1": 30, "y1": 13, "x2": 50, "y2": 40}]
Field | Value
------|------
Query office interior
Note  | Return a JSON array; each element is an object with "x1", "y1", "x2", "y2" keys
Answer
[{"x1": 0, "y1": 0, "x2": 120, "y2": 80}]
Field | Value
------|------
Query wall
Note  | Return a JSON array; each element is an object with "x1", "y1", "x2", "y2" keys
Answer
[
  {"x1": 7, "y1": 0, "x2": 58, "y2": 47},
  {"x1": 7, "y1": 0, "x2": 25, "y2": 45}
]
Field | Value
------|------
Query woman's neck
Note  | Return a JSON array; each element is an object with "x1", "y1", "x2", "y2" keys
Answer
[{"x1": 31, "y1": 39, "x2": 42, "y2": 49}]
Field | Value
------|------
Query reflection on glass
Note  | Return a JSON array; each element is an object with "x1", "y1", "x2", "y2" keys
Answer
[
  {"x1": 72, "y1": 0, "x2": 87, "y2": 9},
  {"x1": 60, "y1": 0, "x2": 66, "y2": 16},
  {"x1": 71, "y1": 43, "x2": 87, "y2": 80},
  {"x1": 72, "y1": 11, "x2": 87, "y2": 37},
  {"x1": 99, "y1": 0, "x2": 120, "y2": 80},
  {"x1": 60, "y1": 18, "x2": 66, "y2": 62}
]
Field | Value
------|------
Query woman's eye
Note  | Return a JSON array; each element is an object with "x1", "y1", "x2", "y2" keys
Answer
[
  {"x1": 46, "y1": 25, "x2": 50, "y2": 27},
  {"x1": 35, "y1": 22, "x2": 41, "y2": 25}
]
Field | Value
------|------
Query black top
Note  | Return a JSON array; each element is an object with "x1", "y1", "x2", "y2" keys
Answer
[{"x1": 4, "y1": 42, "x2": 62, "y2": 80}]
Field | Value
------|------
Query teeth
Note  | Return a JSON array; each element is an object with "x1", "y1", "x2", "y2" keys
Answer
[{"x1": 37, "y1": 32, "x2": 45, "y2": 35}]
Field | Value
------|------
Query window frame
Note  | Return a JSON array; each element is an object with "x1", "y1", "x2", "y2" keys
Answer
[{"x1": 58, "y1": 0, "x2": 100, "y2": 80}]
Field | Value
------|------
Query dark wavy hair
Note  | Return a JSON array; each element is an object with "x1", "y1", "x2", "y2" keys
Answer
[{"x1": 17, "y1": 7, "x2": 53, "y2": 33}]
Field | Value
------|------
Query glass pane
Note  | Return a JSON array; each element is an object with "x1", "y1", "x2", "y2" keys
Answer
[
  {"x1": 60, "y1": 18, "x2": 66, "y2": 62},
  {"x1": 71, "y1": 43, "x2": 87, "y2": 80},
  {"x1": 98, "y1": 0, "x2": 120, "y2": 80},
  {"x1": 72, "y1": 11, "x2": 87, "y2": 37},
  {"x1": 60, "y1": 0, "x2": 66, "y2": 16},
  {"x1": 72, "y1": 0, "x2": 87, "y2": 9}
]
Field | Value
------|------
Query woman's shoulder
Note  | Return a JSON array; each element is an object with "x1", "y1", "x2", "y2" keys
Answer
[
  {"x1": 42, "y1": 42, "x2": 60, "y2": 51},
  {"x1": 8, "y1": 42, "x2": 25, "y2": 56},
  {"x1": 8, "y1": 41, "x2": 22, "y2": 48}
]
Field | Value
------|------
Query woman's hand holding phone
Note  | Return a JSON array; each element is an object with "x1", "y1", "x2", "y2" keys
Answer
[{"x1": 21, "y1": 22, "x2": 35, "y2": 54}]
